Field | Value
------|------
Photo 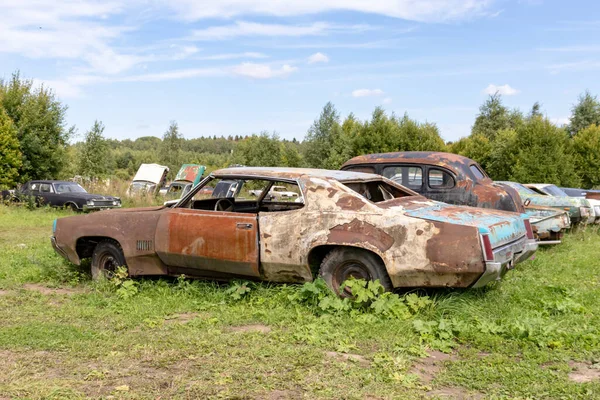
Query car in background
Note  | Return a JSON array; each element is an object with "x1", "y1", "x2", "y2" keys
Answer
[
  {"x1": 341, "y1": 151, "x2": 525, "y2": 213},
  {"x1": 497, "y1": 181, "x2": 594, "y2": 225},
  {"x1": 523, "y1": 205, "x2": 571, "y2": 244},
  {"x1": 525, "y1": 183, "x2": 600, "y2": 224},
  {"x1": 164, "y1": 164, "x2": 206, "y2": 198},
  {"x1": 249, "y1": 185, "x2": 300, "y2": 200},
  {"x1": 561, "y1": 187, "x2": 600, "y2": 200},
  {"x1": 51, "y1": 167, "x2": 536, "y2": 295},
  {"x1": 15, "y1": 180, "x2": 121, "y2": 211},
  {"x1": 129, "y1": 163, "x2": 169, "y2": 196}
]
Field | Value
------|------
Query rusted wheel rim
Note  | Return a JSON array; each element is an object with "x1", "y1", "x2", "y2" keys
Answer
[
  {"x1": 332, "y1": 260, "x2": 372, "y2": 296},
  {"x1": 97, "y1": 252, "x2": 118, "y2": 278}
]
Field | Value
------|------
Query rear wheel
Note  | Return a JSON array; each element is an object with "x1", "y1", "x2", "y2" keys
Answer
[
  {"x1": 318, "y1": 247, "x2": 393, "y2": 297},
  {"x1": 91, "y1": 240, "x2": 127, "y2": 280}
]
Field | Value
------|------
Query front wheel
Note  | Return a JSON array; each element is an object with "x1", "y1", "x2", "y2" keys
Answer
[
  {"x1": 318, "y1": 247, "x2": 393, "y2": 297},
  {"x1": 91, "y1": 240, "x2": 127, "y2": 280}
]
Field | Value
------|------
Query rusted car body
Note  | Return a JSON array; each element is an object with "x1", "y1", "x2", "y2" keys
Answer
[
  {"x1": 129, "y1": 163, "x2": 169, "y2": 196},
  {"x1": 341, "y1": 152, "x2": 524, "y2": 213},
  {"x1": 51, "y1": 168, "x2": 537, "y2": 292},
  {"x1": 527, "y1": 184, "x2": 600, "y2": 224},
  {"x1": 498, "y1": 181, "x2": 594, "y2": 226},
  {"x1": 165, "y1": 164, "x2": 206, "y2": 198},
  {"x1": 523, "y1": 205, "x2": 570, "y2": 244}
]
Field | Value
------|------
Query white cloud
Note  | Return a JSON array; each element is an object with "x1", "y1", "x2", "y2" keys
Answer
[
  {"x1": 164, "y1": 0, "x2": 494, "y2": 22},
  {"x1": 197, "y1": 52, "x2": 268, "y2": 61},
  {"x1": 483, "y1": 84, "x2": 519, "y2": 96},
  {"x1": 0, "y1": 1, "x2": 141, "y2": 75},
  {"x1": 382, "y1": 97, "x2": 393, "y2": 104},
  {"x1": 352, "y1": 88, "x2": 385, "y2": 97},
  {"x1": 121, "y1": 68, "x2": 227, "y2": 82},
  {"x1": 190, "y1": 21, "x2": 350, "y2": 40},
  {"x1": 307, "y1": 52, "x2": 329, "y2": 64},
  {"x1": 232, "y1": 63, "x2": 298, "y2": 79},
  {"x1": 171, "y1": 45, "x2": 200, "y2": 60}
]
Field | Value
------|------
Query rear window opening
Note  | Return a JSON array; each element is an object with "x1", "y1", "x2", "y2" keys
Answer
[{"x1": 342, "y1": 180, "x2": 415, "y2": 203}]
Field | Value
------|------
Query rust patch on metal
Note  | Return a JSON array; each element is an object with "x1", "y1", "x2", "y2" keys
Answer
[
  {"x1": 326, "y1": 187, "x2": 338, "y2": 198},
  {"x1": 425, "y1": 221, "x2": 484, "y2": 287},
  {"x1": 327, "y1": 219, "x2": 395, "y2": 252},
  {"x1": 336, "y1": 195, "x2": 366, "y2": 211}
]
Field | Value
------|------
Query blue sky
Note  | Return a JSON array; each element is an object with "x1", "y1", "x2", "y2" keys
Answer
[{"x1": 1, "y1": 0, "x2": 599, "y2": 143}]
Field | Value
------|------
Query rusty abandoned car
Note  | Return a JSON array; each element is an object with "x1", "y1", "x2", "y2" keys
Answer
[
  {"x1": 341, "y1": 151, "x2": 524, "y2": 213},
  {"x1": 498, "y1": 181, "x2": 594, "y2": 226},
  {"x1": 51, "y1": 168, "x2": 537, "y2": 295}
]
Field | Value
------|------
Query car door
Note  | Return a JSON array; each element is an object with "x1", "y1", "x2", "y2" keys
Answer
[
  {"x1": 380, "y1": 164, "x2": 425, "y2": 195},
  {"x1": 423, "y1": 166, "x2": 461, "y2": 205},
  {"x1": 39, "y1": 183, "x2": 61, "y2": 206},
  {"x1": 154, "y1": 208, "x2": 260, "y2": 278}
]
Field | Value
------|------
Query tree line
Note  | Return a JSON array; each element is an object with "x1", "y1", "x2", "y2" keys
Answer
[{"x1": 2, "y1": 71, "x2": 600, "y2": 189}]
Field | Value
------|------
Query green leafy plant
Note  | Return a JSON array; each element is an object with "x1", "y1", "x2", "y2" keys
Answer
[
  {"x1": 412, "y1": 318, "x2": 464, "y2": 352},
  {"x1": 110, "y1": 266, "x2": 139, "y2": 299},
  {"x1": 225, "y1": 281, "x2": 252, "y2": 300}
]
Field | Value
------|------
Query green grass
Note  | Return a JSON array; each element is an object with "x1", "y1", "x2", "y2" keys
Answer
[{"x1": 1, "y1": 205, "x2": 600, "y2": 399}]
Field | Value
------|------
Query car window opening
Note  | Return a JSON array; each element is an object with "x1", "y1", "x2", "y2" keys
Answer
[
  {"x1": 343, "y1": 180, "x2": 411, "y2": 203},
  {"x1": 179, "y1": 177, "x2": 304, "y2": 213}
]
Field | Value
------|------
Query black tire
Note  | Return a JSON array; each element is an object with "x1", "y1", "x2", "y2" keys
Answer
[
  {"x1": 318, "y1": 247, "x2": 393, "y2": 297},
  {"x1": 91, "y1": 240, "x2": 127, "y2": 280},
  {"x1": 64, "y1": 202, "x2": 79, "y2": 212}
]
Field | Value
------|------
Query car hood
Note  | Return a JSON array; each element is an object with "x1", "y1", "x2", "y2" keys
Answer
[{"x1": 387, "y1": 199, "x2": 527, "y2": 249}]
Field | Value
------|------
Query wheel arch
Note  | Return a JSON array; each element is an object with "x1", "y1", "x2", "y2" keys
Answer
[
  {"x1": 76, "y1": 236, "x2": 123, "y2": 260},
  {"x1": 307, "y1": 244, "x2": 388, "y2": 279}
]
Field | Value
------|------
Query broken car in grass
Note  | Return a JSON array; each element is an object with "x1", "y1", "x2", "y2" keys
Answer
[
  {"x1": 525, "y1": 183, "x2": 600, "y2": 224},
  {"x1": 341, "y1": 151, "x2": 525, "y2": 213},
  {"x1": 498, "y1": 181, "x2": 594, "y2": 226},
  {"x1": 51, "y1": 168, "x2": 537, "y2": 295},
  {"x1": 340, "y1": 151, "x2": 566, "y2": 243}
]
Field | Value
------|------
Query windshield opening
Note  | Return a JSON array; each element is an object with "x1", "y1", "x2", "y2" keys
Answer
[{"x1": 544, "y1": 185, "x2": 568, "y2": 197}]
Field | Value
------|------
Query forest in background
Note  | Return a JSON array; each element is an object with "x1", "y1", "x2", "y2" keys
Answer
[{"x1": 2, "y1": 72, "x2": 600, "y2": 189}]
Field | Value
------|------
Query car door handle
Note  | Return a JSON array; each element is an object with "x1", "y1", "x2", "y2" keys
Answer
[{"x1": 236, "y1": 223, "x2": 253, "y2": 230}]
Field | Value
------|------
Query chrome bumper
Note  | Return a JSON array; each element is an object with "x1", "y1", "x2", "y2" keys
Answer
[
  {"x1": 83, "y1": 204, "x2": 121, "y2": 211},
  {"x1": 472, "y1": 237, "x2": 537, "y2": 288},
  {"x1": 51, "y1": 236, "x2": 68, "y2": 260}
]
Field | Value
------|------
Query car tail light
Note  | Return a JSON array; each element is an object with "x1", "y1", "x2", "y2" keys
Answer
[
  {"x1": 481, "y1": 234, "x2": 494, "y2": 261},
  {"x1": 524, "y1": 219, "x2": 534, "y2": 240}
]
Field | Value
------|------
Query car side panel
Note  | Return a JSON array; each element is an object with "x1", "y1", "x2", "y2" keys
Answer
[{"x1": 257, "y1": 176, "x2": 486, "y2": 288}]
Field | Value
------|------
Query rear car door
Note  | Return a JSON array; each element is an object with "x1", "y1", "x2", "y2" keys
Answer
[
  {"x1": 39, "y1": 183, "x2": 61, "y2": 206},
  {"x1": 154, "y1": 208, "x2": 260, "y2": 278},
  {"x1": 423, "y1": 167, "x2": 461, "y2": 205},
  {"x1": 380, "y1": 165, "x2": 425, "y2": 194}
]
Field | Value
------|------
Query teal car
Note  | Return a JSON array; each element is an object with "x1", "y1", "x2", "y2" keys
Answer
[{"x1": 497, "y1": 181, "x2": 593, "y2": 225}]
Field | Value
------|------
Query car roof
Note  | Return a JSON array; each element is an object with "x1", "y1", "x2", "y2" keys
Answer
[
  {"x1": 212, "y1": 167, "x2": 383, "y2": 182},
  {"x1": 342, "y1": 151, "x2": 478, "y2": 173},
  {"x1": 29, "y1": 180, "x2": 76, "y2": 184}
]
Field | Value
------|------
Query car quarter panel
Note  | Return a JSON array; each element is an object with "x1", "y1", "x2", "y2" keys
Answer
[
  {"x1": 53, "y1": 207, "x2": 167, "y2": 275},
  {"x1": 258, "y1": 176, "x2": 486, "y2": 288}
]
